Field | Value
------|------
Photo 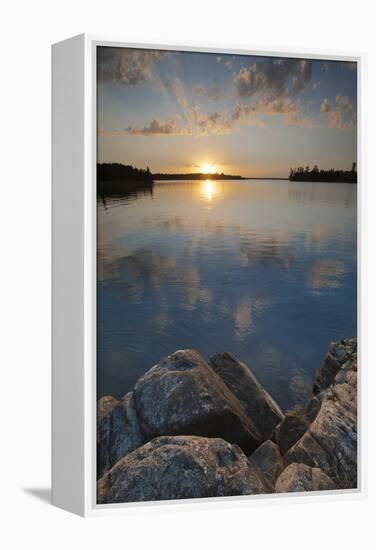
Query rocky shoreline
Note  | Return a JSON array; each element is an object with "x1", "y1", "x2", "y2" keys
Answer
[{"x1": 97, "y1": 338, "x2": 357, "y2": 503}]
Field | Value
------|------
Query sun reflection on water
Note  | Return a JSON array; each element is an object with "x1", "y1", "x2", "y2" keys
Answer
[{"x1": 202, "y1": 180, "x2": 216, "y2": 202}]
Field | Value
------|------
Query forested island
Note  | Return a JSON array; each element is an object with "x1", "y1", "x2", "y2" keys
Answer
[
  {"x1": 97, "y1": 163, "x2": 153, "y2": 182},
  {"x1": 97, "y1": 163, "x2": 154, "y2": 195},
  {"x1": 289, "y1": 163, "x2": 357, "y2": 183}
]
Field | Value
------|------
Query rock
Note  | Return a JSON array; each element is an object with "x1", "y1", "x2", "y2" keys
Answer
[
  {"x1": 97, "y1": 396, "x2": 118, "y2": 479},
  {"x1": 108, "y1": 392, "x2": 146, "y2": 469},
  {"x1": 275, "y1": 411, "x2": 309, "y2": 455},
  {"x1": 285, "y1": 355, "x2": 357, "y2": 489},
  {"x1": 249, "y1": 440, "x2": 284, "y2": 487},
  {"x1": 98, "y1": 436, "x2": 271, "y2": 504},
  {"x1": 304, "y1": 395, "x2": 322, "y2": 424},
  {"x1": 275, "y1": 463, "x2": 337, "y2": 493},
  {"x1": 97, "y1": 339, "x2": 357, "y2": 502},
  {"x1": 133, "y1": 349, "x2": 263, "y2": 456},
  {"x1": 209, "y1": 351, "x2": 284, "y2": 440},
  {"x1": 313, "y1": 338, "x2": 357, "y2": 395}
]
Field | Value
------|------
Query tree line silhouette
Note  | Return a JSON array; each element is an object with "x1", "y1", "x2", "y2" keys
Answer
[
  {"x1": 289, "y1": 163, "x2": 357, "y2": 183},
  {"x1": 97, "y1": 163, "x2": 153, "y2": 182},
  {"x1": 97, "y1": 163, "x2": 245, "y2": 182}
]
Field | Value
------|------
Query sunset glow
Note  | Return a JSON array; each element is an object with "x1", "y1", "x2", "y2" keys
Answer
[
  {"x1": 200, "y1": 164, "x2": 215, "y2": 174},
  {"x1": 97, "y1": 47, "x2": 357, "y2": 177}
]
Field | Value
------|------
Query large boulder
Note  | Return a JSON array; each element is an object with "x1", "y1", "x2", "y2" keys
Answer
[
  {"x1": 97, "y1": 396, "x2": 118, "y2": 479},
  {"x1": 98, "y1": 436, "x2": 271, "y2": 504},
  {"x1": 209, "y1": 351, "x2": 284, "y2": 440},
  {"x1": 285, "y1": 355, "x2": 357, "y2": 489},
  {"x1": 132, "y1": 349, "x2": 263, "y2": 456},
  {"x1": 275, "y1": 463, "x2": 337, "y2": 493},
  {"x1": 249, "y1": 440, "x2": 284, "y2": 487}
]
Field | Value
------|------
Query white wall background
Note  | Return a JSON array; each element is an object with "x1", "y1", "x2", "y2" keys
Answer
[{"x1": 1, "y1": 0, "x2": 375, "y2": 548}]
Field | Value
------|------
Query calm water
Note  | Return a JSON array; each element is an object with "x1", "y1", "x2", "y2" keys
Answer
[{"x1": 97, "y1": 179, "x2": 357, "y2": 411}]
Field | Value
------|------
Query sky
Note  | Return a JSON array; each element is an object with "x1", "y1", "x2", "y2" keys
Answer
[{"x1": 97, "y1": 47, "x2": 357, "y2": 177}]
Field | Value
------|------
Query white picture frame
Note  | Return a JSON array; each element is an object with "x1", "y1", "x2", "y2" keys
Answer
[{"x1": 52, "y1": 34, "x2": 366, "y2": 517}]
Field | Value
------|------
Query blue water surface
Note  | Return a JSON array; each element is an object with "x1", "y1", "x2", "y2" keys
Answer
[{"x1": 97, "y1": 179, "x2": 357, "y2": 411}]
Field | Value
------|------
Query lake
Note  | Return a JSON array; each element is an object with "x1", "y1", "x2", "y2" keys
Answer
[{"x1": 97, "y1": 179, "x2": 357, "y2": 411}]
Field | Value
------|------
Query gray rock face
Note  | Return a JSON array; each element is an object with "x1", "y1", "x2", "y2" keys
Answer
[
  {"x1": 108, "y1": 392, "x2": 146, "y2": 468},
  {"x1": 275, "y1": 411, "x2": 309, "y2": 455},
  {"x1": 98, "y1": 436, "x2": 270, "y2": 504},
  {"x1": 275, "y1": 463, "x2": 337, "y2": 493},
  {"x1": 285, "y1": 354, "x2": 357, "y2": 489},
  {"x1": 209, "y1": 351, "x2": 284, "y2": 440},
  {"x1": 313, "y1": 339, "x2": 357, "y2": 395},
  {"x1": 249, "y1": 440, "x2": 284, "y2": 487},
  {"x1": 97, "y1": 396, "x2": 118, "y2": 479},
  {"x1": 133, "y1": 350, "x2": 263, "y2": 456},
  {"x1": 97, "y1": 393, "x2": 145, "y2": 478}
]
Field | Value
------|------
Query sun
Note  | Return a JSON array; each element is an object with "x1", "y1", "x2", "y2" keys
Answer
[{"x1": 200, "y1": 163, "x2": 215, "y2": 174}]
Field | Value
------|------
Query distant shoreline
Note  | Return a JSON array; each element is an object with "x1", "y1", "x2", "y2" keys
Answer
[
  {"x1": 152, "y1": 172, "x2": 245, "y2": 181},
  {"x1": 155, "y1": 175, "x2": 288, "y2": 181},
  {"x1": 155, "y1": 177, "x2": 356, "y2": 183},
  {"x1": 97, "y1": 163, "x2": 357, "y2": 187},
  {"x1": 153, "y1": 178, "x2": 289, "y2": 182}
]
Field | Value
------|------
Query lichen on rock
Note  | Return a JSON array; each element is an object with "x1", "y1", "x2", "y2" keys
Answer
[{"x1": 98, "y1": 435, "x2": 271, "y2": 504}]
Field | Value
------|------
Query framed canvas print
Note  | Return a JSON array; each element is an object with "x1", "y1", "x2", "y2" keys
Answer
[{"x1": 52, "y1": 34, "x2": 364, "y2": 516}]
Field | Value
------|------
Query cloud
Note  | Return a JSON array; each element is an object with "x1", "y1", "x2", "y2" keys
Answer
[
  {"x1": 168, "y1": 77, "x2": 187, "y2": 108},
  {"x1": 256, "y1": 97, "x2": 301, "y2": 114},
  {"x1": 334, "y1": 94, "x2": 352, "y2": 111},
  {"x1": 98, "y1": 48, "x2": 189, "y2": 113},
  {"x1": 105, "y1": 100, "x2": 263, "y2": 137},
  {"x1": 120, "y1": 96, "x2": 304, "y2": 137},
  {"x1": 193, "y1": 80, "x2": 222, "y2": 101},
  {"x1": 99, "y1": 53, "x2": 355, "y2": 137},
  {"x1": 231, "y1": 102, "x2": 263, "y2": 125},
  {"x1": 285, "y1": 113, "x2": 321, "y2": 128},
  {"x1": 327, "y1": 111, "x2": 356, "y2": 130},
  {"x1": 319, "y1": 95, "x2": 356, "y2": 129},
  {"x1": 189, "y1": 104, "x2": 235, "y2": 135},
  {"x1": 102, "y1": 93, "x2": 319, "y2": 138},
  {"x1": 234, "y1": 58, "x2": 312, "y2": 100},
  {"x1": 320, "y1": 98, "x2": 332, "y2": 113},
  {"x1": 105, "y1": 105, "x2": 233, "y2": 137},
  {"x1": 97, "y1": 47, "x2": 168, "y2": 85},
  {"x1": 232, "y1": 97, "x2": 300, "y2": 127},
  {"x1": 124, "y1": 117, "x2": 189, "y2": 136}
]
